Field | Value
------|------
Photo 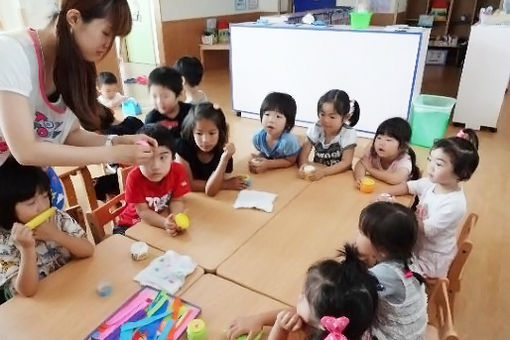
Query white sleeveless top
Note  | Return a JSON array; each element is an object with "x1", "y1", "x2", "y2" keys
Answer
[
  {"x1": 0, "y1": 29, "x2": 78, "y2": 166},
  {"x1": 371, "y1": 261, "x2": 428, "y2": 340}
]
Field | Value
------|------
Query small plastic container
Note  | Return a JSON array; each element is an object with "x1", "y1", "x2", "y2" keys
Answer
[
  {"x1": 360, "y1": 177, "x2": 375, "y2": 193},
  {"x1": 187, "y1": 319, "x2": 207, "y2": 340},
  {"x1": 350, "y1": 12, "x2": 372, "y2": 29},
  {"x1": 409, "y1": 95, "x2": 456, "y2": 148}
]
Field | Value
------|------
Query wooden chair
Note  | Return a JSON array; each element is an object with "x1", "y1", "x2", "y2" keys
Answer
[
  {"x1": 58, "y1": 166, "x2": 98, "y2": 211},
  {"x1": 427, "y1": 213, "x2": 479, "y2": 315},
  {"x1": 65, "y1": 205, "x2": 87, "y2": 231},
  {"x1": 426, "y1": 279, "x2": 458, "y2": 340},
  {"x1": 86, "y1": 193, "x2": 126, "y2": 244},
  {"x1": 118, "y1": 165, "x2": 135, "y2": 193}
]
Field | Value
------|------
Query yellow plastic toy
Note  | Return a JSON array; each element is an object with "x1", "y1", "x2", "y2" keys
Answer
[
  {"x1": 26, "y1": 207, "x2": 57, "y2": 229},
  {"x1": 175, "y1": 213, "x2": 190, "y2": 229},
  {"x1": 360, "y1": 177, "x2": 375, "y2": 193}
]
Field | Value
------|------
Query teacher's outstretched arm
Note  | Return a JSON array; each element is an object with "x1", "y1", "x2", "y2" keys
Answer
[{"x1": 0, "y1": 91, "x2": 155, "y2": 167}]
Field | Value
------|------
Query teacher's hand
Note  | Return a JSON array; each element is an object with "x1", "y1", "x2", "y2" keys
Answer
[
  {"x1": 114, "y1": 143, "x2": 153, "y2": 165},
  {"x1": 112, "y1": 134, "x2": 158, "y2": 148}
]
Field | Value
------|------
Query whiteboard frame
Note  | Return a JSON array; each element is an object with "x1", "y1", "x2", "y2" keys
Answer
[{"x1": 229, "y1": 23, "x2": 429, "y2": 137}]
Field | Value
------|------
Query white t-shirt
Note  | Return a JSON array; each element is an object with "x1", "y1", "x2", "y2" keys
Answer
[
  {"x1": 97, "y1": 92, "x2": 127, "y2": 108},
  {"x1": 307, "y1": 123, "x2": 357, "y2": 166},
  {"x1": 407, "y1": 177, "x2": 466, "y2": 278},
  {"x1": 0, "y1": 29, "x2": 78, "y2": 166}
]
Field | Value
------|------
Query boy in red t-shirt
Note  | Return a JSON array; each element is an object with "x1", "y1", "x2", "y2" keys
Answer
[{"x1": 116, "y1": 124, "x2": 191, "y2": 236}]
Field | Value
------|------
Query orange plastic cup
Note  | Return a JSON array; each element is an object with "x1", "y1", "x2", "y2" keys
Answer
[{"x1": 360, "y1": 177, "x2": 375, "y2": 193}]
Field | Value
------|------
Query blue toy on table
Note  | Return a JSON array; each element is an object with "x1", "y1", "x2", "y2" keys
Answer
[{"x1": 122, "y1": 97, "x2": 142, "y2": 116}]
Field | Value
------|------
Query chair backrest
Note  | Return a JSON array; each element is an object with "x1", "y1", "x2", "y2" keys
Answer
[
  {"x1": 86, "y1": 193, "x2": 126, "y2": 244},
  {"x1": 58, "y1": 166, "x2": 98, "y2": 211},
  {"x1": 118, "y1": 165, "x2": 135, "y2": 193},
  {"x1": 65, "y1": 205, "x2": 87, "y2": 231},
  {"x1": 428, "y1": 280, "x2": 459, "y2": 340},
  {"x1": 447, "y1": 239, "x2": 473, "y2": 293},
  {"x1": 457, "y1": 213, "x2": 478, "y2": 245}
]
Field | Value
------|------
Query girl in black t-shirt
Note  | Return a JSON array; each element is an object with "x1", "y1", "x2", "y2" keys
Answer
[{"x1": 175, "y1": 103, "x2": 247, "y2": 196}]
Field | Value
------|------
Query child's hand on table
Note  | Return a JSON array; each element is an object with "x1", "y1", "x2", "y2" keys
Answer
[
  {"x1": 223, "y1": 176, "x2": 249, "y2": 190},
  {"x1": 227, "y1": 315, "x2": 264, "y2": 340},
  {"x1": 164, "y1": 214, "x2": 182, "y2": 237}
]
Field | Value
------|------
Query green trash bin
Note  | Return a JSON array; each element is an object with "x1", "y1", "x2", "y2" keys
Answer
[{"x1": 409, "y1": 95, "x2": 456, "y2": 148}]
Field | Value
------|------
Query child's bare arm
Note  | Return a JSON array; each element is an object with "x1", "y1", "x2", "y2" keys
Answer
[
  {"x1": 250, "y1": 155, "x2": 298, "y2": 173},
  {"x1": 386, "y1": 182, "x2": 410, "y2": 196},
  {"x1": 169, "y1": 197, "x2": 185, "y2": 214},
  {"x1": 364, "y1": 165, "x2": 411, "y2": 185},
  {"x1": 135, "y1": 203, "x2": 167, "y2": 229},
  {"x1": 11, "y1": 223, "x2": 39, "y2": 297},
  {"x1": 227, "y1": 310, "x2": 282, "y2": 339},
  {"x1": 309, "y1": 148, "x2": 354, "y2": 181},
  {"x1": 298, "y1": 140, "x2": 312, "y2": 167},
  {"x1": 353, "y1": 158, "x2": 367, "y2": 184}
]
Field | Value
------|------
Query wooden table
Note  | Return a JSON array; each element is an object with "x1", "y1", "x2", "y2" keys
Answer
[
  {"x1": 0, "y1": 235, "x2": 204, "y2": 339},
  {"x1": 217, "y1": 173, "x2": 413, "y2": 305},
  {"x1": 181, "y1": 274, "x2": 289, "y2": 339},
  {"x1": 199, "y1": 43, "x2": 230, "y2": 70},
  {"x1": 126, "y1": 160, "x2": 310, "y2": 272}
]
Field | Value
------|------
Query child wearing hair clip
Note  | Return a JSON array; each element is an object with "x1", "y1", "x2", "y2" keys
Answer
[
  {"x1": 456, "y1": 128, "x2": 479, "y2": 149},
  {"x1": 249, "y1": 92, "x2": 301, "y2": 173},
  {"x1": 356, "y1": 201, "x2": 427, "y2": 340},
  {"x1": 227, "y1": 244, "x2": 378, "y2": 340},
  {"x1": 388, "y1": 136, "x2": 479, "y2": 278},
  {"x1": 298, "y1": 89, "x2": 359, "y2": 181}
]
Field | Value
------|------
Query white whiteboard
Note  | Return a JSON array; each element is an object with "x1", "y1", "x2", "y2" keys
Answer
[{"x1": 230, "y1": 24, "x2": 429, "y2": 135}]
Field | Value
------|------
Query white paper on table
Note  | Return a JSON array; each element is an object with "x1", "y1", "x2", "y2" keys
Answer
[{"x1": 233, "y1": 189, "x2": 277, "y2": 213}]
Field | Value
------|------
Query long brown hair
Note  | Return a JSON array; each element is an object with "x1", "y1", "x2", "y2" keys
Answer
[{"x1": 54, "y1": 0, "x2": 132, "y2": 131}]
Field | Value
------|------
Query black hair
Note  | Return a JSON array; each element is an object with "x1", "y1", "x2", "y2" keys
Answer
[
  {"x1": 371, "y1": 117, "x2": 420, "y2": 180},
  {"x1": 181, "y1": 102, "x2": 229, "y2": 154},
  {"x1": 174, "y1": 56, "x2": 204, "y2": 87},
  {"x1": 431, "y1": 137, "x2": 479, "y2": 181},
  {"x1": 148, "y1": 66, "x2": 183, "y2": 96},
  {"x1": 259, "y1": 92, "x2": 297, "y2": 132},
  {"x1": 305, "y1": 244, "x2": 378, "y2": 340},
  {"x1": 359, "y1": 201, "x2": 424, "y2": 284},
  {"x1": 0, "y1": 158, "x2": 51, "y2": 230},
  {"x1": 458, "y1": 128, "x2": 479, "y2": 150},
  {"x1": 97, "y1": 71, "x2": 118, "y2": 86},
  {"x1": 137, "y1": 123, "x2": 176, "y2": 155},
  {"x1": 317, "y1": 89, "x2": 360, "y2": 127}
]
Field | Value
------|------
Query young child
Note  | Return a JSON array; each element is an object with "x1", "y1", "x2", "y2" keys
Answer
[
  {"x1": 116, "y1": 124, "x2": 191, "y2": 236},
  {"x1": 355, "y1": 201, "x2": 427, "y2": 340},
  {"x1": 175, "y1": 103, "x2": 247, "y2": 197},
  {"x1": 0, "y1": 158, "x2": 94, "y2": 301},
  {"x1": 227, "y1": 244, "x2": 378, "y2": 340},
  {"x1": 249, "y1": 92, "x2": 301, "y2": 174},
  {"x1": 388, "y1": 136, "x2": 479, "y2": 278},
  {"x1": 97, "y1": 71, "x2": 127, "y2": 108},
  {"x1": 354, "y1": 117, "x2": 420, "y2": 186},
  {"x1": 298, "y1": 89, "x2": 360, "y2": 181},
  {"x1": 174, "y1": 56, "x2": 208, "y2": 104},
  {"x1": 144, "y1": 66, "x2": 192, "y2": 135}
]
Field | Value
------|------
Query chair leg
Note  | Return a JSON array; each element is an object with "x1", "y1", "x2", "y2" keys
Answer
[{"x1": 448, "y1": 290, "x2": 456, "y2": 320}]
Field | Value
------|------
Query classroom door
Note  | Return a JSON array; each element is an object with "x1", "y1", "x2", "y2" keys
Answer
[{"x1": 125, "y1": 0, "x2": 156, "y2": 64}]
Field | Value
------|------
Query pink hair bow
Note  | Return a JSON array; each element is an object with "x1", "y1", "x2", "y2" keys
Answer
[
  {"x1": 456, "y1": 130, "x2": 467, "y2": 139},
  {"x1": 321, "y1": 316, "x2": 350, "y2": 340}
]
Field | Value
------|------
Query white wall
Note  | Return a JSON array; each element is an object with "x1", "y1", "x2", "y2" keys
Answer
[
  {"x1": 0, "y1": 0, "x2": 24, "y2": 31},
  {"x1": 160, "y1": 0, "x2": 281, "y2": 21}
]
